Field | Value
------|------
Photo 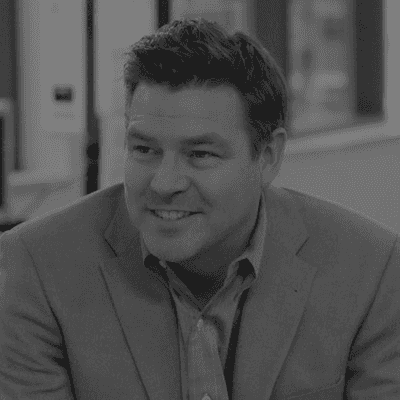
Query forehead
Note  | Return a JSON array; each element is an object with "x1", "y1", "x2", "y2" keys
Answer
[{"x1": 127, "y1": 83, "x2": 245, "y2": 129}]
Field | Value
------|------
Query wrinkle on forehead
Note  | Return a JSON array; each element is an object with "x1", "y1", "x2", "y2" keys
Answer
[
  {"x1": 128, "y1": 114, "x2": 242, "y2": 135},
  {"x1": 129, "y1": 83, "x2": 243, "y2": 125},
  {"x1": 128, "y1": 113, "x2": 244, "y2": 134}
]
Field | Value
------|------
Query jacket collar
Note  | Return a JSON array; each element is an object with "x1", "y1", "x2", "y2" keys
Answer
[{"x1": 102, "y1": 183, "x2": 317, "y2": 400}]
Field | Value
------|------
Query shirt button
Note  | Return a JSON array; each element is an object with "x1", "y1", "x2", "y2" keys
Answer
[
  {"x1": 197, "y1": 318, "x2": 204, "y2": 330},
  {"x1": 202, "y1": 394, "x2": 212, "y2": 400}
]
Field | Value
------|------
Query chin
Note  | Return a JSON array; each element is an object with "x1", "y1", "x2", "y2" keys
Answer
[{"x1": 142, "y1": 232, "x2": 198, "y2": 263}]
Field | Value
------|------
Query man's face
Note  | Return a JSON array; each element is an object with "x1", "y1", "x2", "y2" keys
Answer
[{"x1": 124, "y1": 82, "x2": 283, "y2": 268}]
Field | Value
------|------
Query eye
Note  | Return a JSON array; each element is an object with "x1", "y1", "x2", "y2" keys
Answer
[
  {"x1": 190, "y1": 151, "x2": 219, "y2": 159},
  {"x1": 131, "y1": 145, "x2": 155, "y2": 155},
  {"x1": 129, "y1": 147, "x2": 220, "y2": 163}
]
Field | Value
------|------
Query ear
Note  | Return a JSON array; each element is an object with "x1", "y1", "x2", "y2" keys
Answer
[{"x1": 258, "y1": 127, "x2": 287, "y2": 175}]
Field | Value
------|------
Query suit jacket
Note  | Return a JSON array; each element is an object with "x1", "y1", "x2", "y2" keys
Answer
[{"x1": 0, "y1": 182, "x2": 399, "y2": 400}]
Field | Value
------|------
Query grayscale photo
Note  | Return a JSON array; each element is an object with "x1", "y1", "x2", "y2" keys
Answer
[{"x1": 0, "y1": 0, "x2": 399, "y2": 399}]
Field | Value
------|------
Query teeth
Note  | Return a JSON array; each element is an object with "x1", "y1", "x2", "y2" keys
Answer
[{"x1": 153, "y1": 210, "x2": 191, "y2": 220}]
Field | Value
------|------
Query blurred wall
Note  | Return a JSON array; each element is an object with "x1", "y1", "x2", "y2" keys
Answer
[
  {"x1": 277, "y1": 136, "x2": 400, "y2": 233},
  {"x1": 10, "y1": 0, "x2": 154, "y2": 218},
  {"x1": 17, "y1": 0, "x2": 86, "y2": 175},
  {"x1": 276, "y1": 0, "x2": 400, "y2": 233},
  {"x1": 8, "y1": 0, "x2": 87, "y2": 219},
  {"x1": 97, "y1": 0, "x2": 155, "y2": 189}
]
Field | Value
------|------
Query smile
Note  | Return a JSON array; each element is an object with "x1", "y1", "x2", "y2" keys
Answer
[{"x1": 150, "y1": 209, "x2": 197, "y2": 221}]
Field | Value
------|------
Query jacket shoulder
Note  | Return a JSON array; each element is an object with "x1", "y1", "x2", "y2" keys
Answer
[
  {"x1": 269, "y1": 185, "x2": 398, "y2": 267},
  {"x1": 5, "y1": 183, "x2": 124, "y2": 243},
  {"x1": 279, "y1": 185, "x2": 397, "y2": 241}
]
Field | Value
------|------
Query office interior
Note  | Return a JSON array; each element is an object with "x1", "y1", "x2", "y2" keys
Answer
[{"x1": 0, "y1": 0, "x2": 399, "y2": 233}]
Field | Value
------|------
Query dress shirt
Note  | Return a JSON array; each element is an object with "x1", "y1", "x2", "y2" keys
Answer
[{"x1": 141, "y1": 191, "x2": 267, "y2": 400}]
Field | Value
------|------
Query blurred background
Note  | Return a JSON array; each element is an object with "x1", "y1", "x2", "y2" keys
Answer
[{"x1": 0, "y1": 0, "x2": 398, "y2": 233}]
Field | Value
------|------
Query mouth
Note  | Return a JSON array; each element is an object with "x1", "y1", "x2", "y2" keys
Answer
[
  {"x1": 148, "y1": 209, "x2": 200, "y2": 221},
  {"x1": 147, "y1": 209, "x2": 199, "y2": 221}
]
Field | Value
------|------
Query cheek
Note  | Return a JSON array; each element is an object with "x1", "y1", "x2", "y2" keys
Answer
[
  {"x1": 124, "y1": 158, "x2": 149, "y2": 187},
  {"x1": 206, "y1": 163, "x2": 258, "y2": 195},
  {"x1": 220, "y1": 168, "x2": 260, "y2": 211},
  {"x1": 199, "y1": 171, "x2": 255, "y2": 217},
  {"x1": 123, "y1": 162, "x2": 148, "y2": 212}
]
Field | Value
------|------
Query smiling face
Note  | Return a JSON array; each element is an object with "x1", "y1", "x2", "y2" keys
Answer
[{"x1": 124, "y1": 82, "x2": 284, "y2": 274}]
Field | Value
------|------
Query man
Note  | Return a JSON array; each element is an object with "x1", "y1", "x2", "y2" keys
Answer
[{"x1": 0, "y1": 17, "x2": 399, "y2": 400}]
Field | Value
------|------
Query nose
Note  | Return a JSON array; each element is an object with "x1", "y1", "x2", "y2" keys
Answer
[{"x1": 149, "y1": 156, "x2": 189, "y2": 196}]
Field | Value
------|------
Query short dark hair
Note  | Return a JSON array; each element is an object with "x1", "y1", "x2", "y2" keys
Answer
[{"x1": 123, "y1": 17, "x2": 288, "y2": 161}]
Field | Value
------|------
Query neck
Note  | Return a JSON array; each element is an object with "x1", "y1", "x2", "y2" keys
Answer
[
  {"x1": 166, "y1": 259, "x2": 226, "y2": 302},
  {"x1": 167, "y1": 200, "x2": 260, "y2": 285}
]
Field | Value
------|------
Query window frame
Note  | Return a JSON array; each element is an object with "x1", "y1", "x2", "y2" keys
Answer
[{"x1": 254, "y1": 0, "x2": 384, "y2": 139}]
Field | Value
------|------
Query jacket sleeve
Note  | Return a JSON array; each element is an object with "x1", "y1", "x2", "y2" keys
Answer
[
  {"x1": 0, "y1": 230, "x2": 75, "y2": 399},
  {"x1": 346, "y1": 234, "x2": 400, "y2": 399}
]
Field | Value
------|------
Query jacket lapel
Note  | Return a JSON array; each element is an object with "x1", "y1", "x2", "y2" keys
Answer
[
  {"x1": 100, "y1": 184, "x2": 317, "y2": 400},
  {"x1": 232, "y1": 185, "x2": 318, "y2": 400},
  {"x1": 100, "y1": 192, "x2": 181, "y2": 400}
]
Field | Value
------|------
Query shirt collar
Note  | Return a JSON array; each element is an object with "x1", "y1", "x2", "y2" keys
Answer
[{"x1": 141, "y1": 189, "x2": 267, "y2": 280}]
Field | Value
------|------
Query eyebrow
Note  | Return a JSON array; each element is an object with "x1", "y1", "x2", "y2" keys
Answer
[{"x1": 127, "y1": 127, "x2": 229, "y2": 150}]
